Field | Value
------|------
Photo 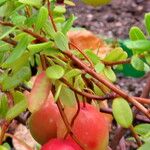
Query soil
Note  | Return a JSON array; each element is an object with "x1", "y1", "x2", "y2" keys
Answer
[{"x1": 67, "y1": 0, "x2": 150, "y2": 39}]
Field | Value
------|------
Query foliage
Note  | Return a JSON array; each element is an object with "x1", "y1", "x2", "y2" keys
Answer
[{"x1": 0, "y1": 0, "x2": 150, "y2": 149}]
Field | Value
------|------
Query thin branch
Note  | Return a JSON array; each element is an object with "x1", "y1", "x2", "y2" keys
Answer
[
  {"x1": 0, "y1": 121, "x2": 10, "y2": 144},
  {"x1": 69, "y1": 42, "x2": 94, "y2": 69},
  {"x1": 63, "y1": 50, "x2": 150, "y2": 119},
  {"x1": 60, "y1": 78, "x2": 116, "y2": 100},
  {"x1": 47, "y1": 0, "x2": 57, "y2": 32},
  {"x1": 56, "y1": 99, "x2": 86, "y2": 150},
  {"x1": 141, "y1": 72, "x2": 150, "y2": 98},
  {"x1": 129, "y1": 125, "x2": 142, "y2": 147}
]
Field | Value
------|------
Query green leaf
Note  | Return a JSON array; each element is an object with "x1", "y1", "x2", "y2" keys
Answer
[
  {"x1": 103, "y1": 67, "x2": 116, "y2": 82},
  {"x1": 11, "y1": 13, "x2": 26, "y2": 26},
  {"x1": 2, "y1": 67, "x2": 31, "y2": 91},
  {"x1": 138, "y1": 142, "x2": 150, "y2": 150},
  {"x1": 6, "y1": 95, "x2": 27, "y2": 121},
  {"x1": 54, "y1": 31, "x2": 69, "y2": 51},
  {"x1": 62, "y1": 15, "x2": 75, "y2": 34},
  {"x1": 59, "y1": 85, "x2": 76, "y2": 106},
  {"x1": 0, "y1": 146, "x2": 8, "y2": 150},
  {"x1": 125, "y1": 40, "x2": 150, "y2": 54},
  {"x1": 35, "y1": 6, "x2": 48, "y2": 32},
  {"x1": 43, "y1": 21, "x2": 56, "y2": 39},
  {"x1": 3, "y1": 52, "x2": 30, "y2": 72},
  {"x1": 74, "y1": 75, "x2": 85, "y2": 90},
  {"x1": 18, "y1": 0, "x2": 41, "y2": 7},
  {"x1": 2, "y1": 35, "x2": 29, "y2": 67},
  {"x1": 0, "y1": 43, "x2": 11, "y2": 52},
  {"x1": 28, "y1": 41, "x2": 54, "y2": 54},
  {"x1": 145, "y1": 55, "x2": 150, "y2": 65},
  {"x1": 129, "y1": 26, "x2": 146, "y2": 40},
  {"x1": 0, "y1": 27, "x2": 16, "y2": 40},
  {"x1": 103, "y1": 47, "x2": 128, "y2": 62},
  {"x1": 53, "y1": 5, "x2": 66, "y2": 14},
  {"x1": 131, "y1": 56, "x2": 144, "y2": 71},
  {"x1": 85, "y1": 49, "x2": 100, "y2": 65},
  {"x1": 134, "y1": 124, "x2": 150, "y2": 136},
  {"x1": 112, "y1": 97, "x2": 133, "y2": 128},
  {"x1": 54, "y1": 16, "x2": 66, "y2": 23},
  {"x1": 0, "y1": 94, "x2": 9, "y2": 119},
  {"x1": 46, "y1": 65, "x2": 65, "y2": 79},
  {"x1": 0, "y1": 0, "x2": 7, "y2": 6},
  {"x1": 144, "y1": 13, "x2": 150, "y2": 35},
  {"x1": 13, "y1": 91, "x2": 25, "y2": 104},
  {"x1": 64, "y1": 69, "x2": 82, "y2": 79},
  {"x1": 95, "y1": 62, "x2": 105, "y2": 73},
  {"x1": 54, "y1": 83, "x2": 63, "y2": 102}
]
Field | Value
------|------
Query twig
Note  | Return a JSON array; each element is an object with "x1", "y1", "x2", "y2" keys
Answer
[
  {"x1": 129, "y1": 125, "x2": 142, "y2": 147},
  {"x1": 0, "y1": 121, "x2": 10, "y2": 144},
  {"x1": 141, "y1": 72, "x2": 150, "y2": 98},
  {"x1": 47, "y1": 0, "x2": 57, "y2": 32},
  {"x1": 63, "y1": 50, "x2": 150, "y2": 119},
  {"x1": 69, "y1": 42, "x2": 94, "y2": 69},
  {"x1": 56, "y1": 99, "x2": 86, "y2": 150},
  {"x1": 60, "y1": 78, "x2": 116, "y2": 100}
]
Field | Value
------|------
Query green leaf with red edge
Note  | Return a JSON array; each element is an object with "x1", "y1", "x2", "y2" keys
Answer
[
  {"x1": 112, "y1": 97, "x2": 133, "y2": 128},
  {"x1": 28, "y1": 72, "x2": 51, "y2": 113}
]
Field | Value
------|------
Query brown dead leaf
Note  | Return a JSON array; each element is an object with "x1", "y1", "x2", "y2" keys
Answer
[
  {"x1": 13, "y1": 124, "x2": 38, "y2": 150},
  {"x1": 68, "y1": 29, "x2": 111, "y2": 58}
]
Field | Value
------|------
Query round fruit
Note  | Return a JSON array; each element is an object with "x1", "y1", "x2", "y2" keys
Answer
[
  {"x1": 57, "y1": 103, "x2": 109, "y2": 150},
  {"x1": 41, "y1": 138, "x2": 81, "y2": 150},
  {"x1": 28, "y1": 99, "x2": 60, "y2": 145},
  {"x1": 81, "y1": 0, "x2": 111, "y2": 7}
]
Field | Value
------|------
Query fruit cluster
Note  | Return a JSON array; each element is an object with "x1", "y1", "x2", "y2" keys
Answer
[{"x1": 28, "y1": 73, "x2": 109, "y2": 150}]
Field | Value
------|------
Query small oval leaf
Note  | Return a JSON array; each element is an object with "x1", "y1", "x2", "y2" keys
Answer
[
  {"x1": 112, "y1": 97, "x2": 133, "y2": 128},
  {"x1": 28, "y1": 72, "x2": 51, "y2": 113},
  {"x1": 103, "y1": 67, "x2": 116, "y2": 82},
  {"x1": 131, "y1": 56, "x2": 144, "y2": 71},
  {"x1": 145, "y1": 13, "x2": 150, "y2": 35},
  {"x1": 54, "y1": 31, "x2": 69, "y2": 51},
  {"x1": 138, "y1": 142, "x2": 150, "y2": 150},
  {"x1": 46, "y1": 65, "x2": 65, "y2": 79},
  {"x1": 134, "y1": 124, "x2": 150, "y2": 136},
  {"x1": 129, "y1": 26, "x2": 146, "y2": 41},
  {"x1": 35, "y1": 6, "x2": 48, "y2": 32}
]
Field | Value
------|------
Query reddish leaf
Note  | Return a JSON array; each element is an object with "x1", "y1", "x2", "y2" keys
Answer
[{"x1": 28, "y1": 72, "x2": 51, "y2": 113}]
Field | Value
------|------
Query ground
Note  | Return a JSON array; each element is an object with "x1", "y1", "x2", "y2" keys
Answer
[{"x1": 68, "y1": 0, "x2": 150, "y2": 39}]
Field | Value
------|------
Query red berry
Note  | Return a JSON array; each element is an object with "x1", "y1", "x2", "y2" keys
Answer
[{"x1": 41, "y1": 138, "x2": 81, "y2": 150}]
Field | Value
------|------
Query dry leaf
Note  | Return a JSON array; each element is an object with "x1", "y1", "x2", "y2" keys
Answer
[
  {"x1": 68, "y1": 29, "x2": 111, "y2": 58},
  {"x1": 13, "y1": 124, "x2": 38, "y2": 150}
]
